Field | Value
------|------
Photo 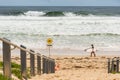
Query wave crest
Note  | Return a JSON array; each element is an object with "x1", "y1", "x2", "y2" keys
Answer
[
  {"x1": 1, "y1": 10, "x2": 24, "y2": 16},
  {"x1": 0, "y1": 10, "x2": 119, "y2": 17},
  {"x1": 80, "y1": 33, "x2": 120, "y2": 36},
  {"x1": 51, "y1": 33, "x2": 120, "y2": 37},
  {"x1": 0, "y1": 10, "x2": 98, "y2": 17},
  {"x1": 44, "y1": 11, "x2": 64, "y2": 16},
  {"x1": 24, "y1": 11, "x2": 45, "y2": 16}
]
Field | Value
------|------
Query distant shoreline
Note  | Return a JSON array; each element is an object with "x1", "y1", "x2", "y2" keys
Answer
[{"x1": 0, "y1": 48, "x2": 120, "y2": 56}]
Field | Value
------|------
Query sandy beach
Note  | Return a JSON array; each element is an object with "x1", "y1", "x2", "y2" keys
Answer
[
  {"x1": 27, "y1": 55, "x2": 120, "y2": 80},
  {"x1": 8, "y1": 55, "x2": 120, "y2": 80},
  {"x1": 0, "y1": 6, "x2": 120, "y2": 80},
  {"x1": 0, "y1": 46, "x2": 120, "y2": 80}
]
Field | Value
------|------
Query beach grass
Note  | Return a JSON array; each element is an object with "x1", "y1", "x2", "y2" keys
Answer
[
  {"x1": 0, "y1": 74, "x2": 12, "y2": 80},
  {"x1": 11, "y1": 69, "x2": 21, "y2": 79},
  {"x1": 0, "y1": 61, "x2": 21, "y2": 69},
  {"x1": 0, "y1": 61, "x2": 30, "y2": 79},
  {"x1": 0, "y1": 61, "x2": 3, "y2": 67},
  {"x1": 11, "y1": 62, "x2": 21, "y2": 69}
]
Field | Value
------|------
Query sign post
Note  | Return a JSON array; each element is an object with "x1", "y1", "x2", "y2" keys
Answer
[{"x1": 47, "y1": 38, "x2": 53, "y2": 57}]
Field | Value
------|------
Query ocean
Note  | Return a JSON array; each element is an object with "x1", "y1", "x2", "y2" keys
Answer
[{"x1": 0, "y1": 6, "x2": 120, "y2": 55}]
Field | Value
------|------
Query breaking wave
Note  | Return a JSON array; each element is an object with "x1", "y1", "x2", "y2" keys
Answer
[
  {"x1": 1, "y1": 32, "x2": 120, "y2": 37},
  {"x1": 0, "y1": 10, "x2": 120, "y2": 17}
]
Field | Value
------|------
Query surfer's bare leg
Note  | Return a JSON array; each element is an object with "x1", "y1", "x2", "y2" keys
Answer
[
  {"x1": 90, "y1": 52, "x2": 92, "y2": 57},
  {"x1": 90, "y1": 51, "x2": 96, "y2": 57},
  {"x1": 93, "y1": 51, "x2": 96, "y2": 57},
  {"x1": 94, "y1": 52, "x2": 96, "y2": 57}
]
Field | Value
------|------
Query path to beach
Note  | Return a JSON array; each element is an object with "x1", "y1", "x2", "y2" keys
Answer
[{"x1": 28, "y1": 56, "x2": 120, "y2": 80}]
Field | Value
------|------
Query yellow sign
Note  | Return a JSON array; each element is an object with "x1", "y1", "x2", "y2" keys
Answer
[{"x1": 47, "y1": 38, "x2": 53, "y2": 45}]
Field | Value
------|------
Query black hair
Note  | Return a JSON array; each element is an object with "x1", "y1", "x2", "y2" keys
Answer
[{"x1": 91, "y1": 44, "x2": 93, "y2": 46}]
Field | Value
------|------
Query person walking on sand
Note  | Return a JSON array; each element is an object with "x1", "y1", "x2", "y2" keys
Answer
[{"x1": 84, "y1": 44, "x2": 96, "y2": 57}]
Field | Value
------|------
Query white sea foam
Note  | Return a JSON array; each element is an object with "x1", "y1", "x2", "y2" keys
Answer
[
  {"x1": 64, "y1": 12, "x2": 77, "y2": 17},
  {"x1": 0, "y1": 15, "x2": 120, "y2": 52},
  {"x1": 24, "y1": 11, "x2": 45, "y2": 16}
]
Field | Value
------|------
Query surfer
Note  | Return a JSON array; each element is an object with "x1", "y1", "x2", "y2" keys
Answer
[{"x1": 84, "y1": 44, "x2": 96, "y2": 57}]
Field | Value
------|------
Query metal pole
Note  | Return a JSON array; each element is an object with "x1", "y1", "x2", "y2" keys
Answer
[{"x1": 49, "y1": 46, "x2": 50, "y2": 57}]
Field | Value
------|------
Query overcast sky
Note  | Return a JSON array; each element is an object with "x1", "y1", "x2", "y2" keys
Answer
[{"x1": 0, "y1": 0, "x2": 120, "y2": 6}]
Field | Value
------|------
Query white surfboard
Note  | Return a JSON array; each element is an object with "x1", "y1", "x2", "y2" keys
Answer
[{"x1": 85, "y1": 48, "x2": 97, "y2": 52}]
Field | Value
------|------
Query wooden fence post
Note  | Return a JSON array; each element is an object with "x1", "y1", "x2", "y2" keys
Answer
[
  {"x1": 111, "y1": 59, "x2": 115, "y2": 72},
  {"x1": 3, "y1": 39, "x2": 11, "y2": 78},
  {"x1": 46, "y1": 58, "x2": 49, "y2": 74},
  {"x1": 43, "y1": 56, "x2": 45, "y2": 73},
  {"x1": 53, "y1": 59, "x2": 55, "y2": 73},
  {"x1": 116, "y1": 57, "x2": 119, "y2": 73},
  {"x1": 108, "y1": 58, "x2": 111, "y2": 73},
  {"x1": 30, "y1": 50, "x2": 35, "y2": 76},
  {"x1": 0, "y1": 38, "x2": 56, "y2": 80},
  {"x1": 37, "y1": 54, "x2": 41, "y2": 75},
  {"x1": 51, "y1": 60, "x2": 53, "y2": 73},
  {"x1": 49, "y1": 59, "x2": 51, "y2": 73},
  {"x1": 43, "y1": 56, "x2": 48, "y2": 74},
  {"x1": 20, "y1": 45, "x2": 27, "y2": 80}
]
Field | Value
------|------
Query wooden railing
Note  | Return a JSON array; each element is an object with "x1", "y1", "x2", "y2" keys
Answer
[{"x1": 0, "y1": 38, "x2": 55, "y2": 80}]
